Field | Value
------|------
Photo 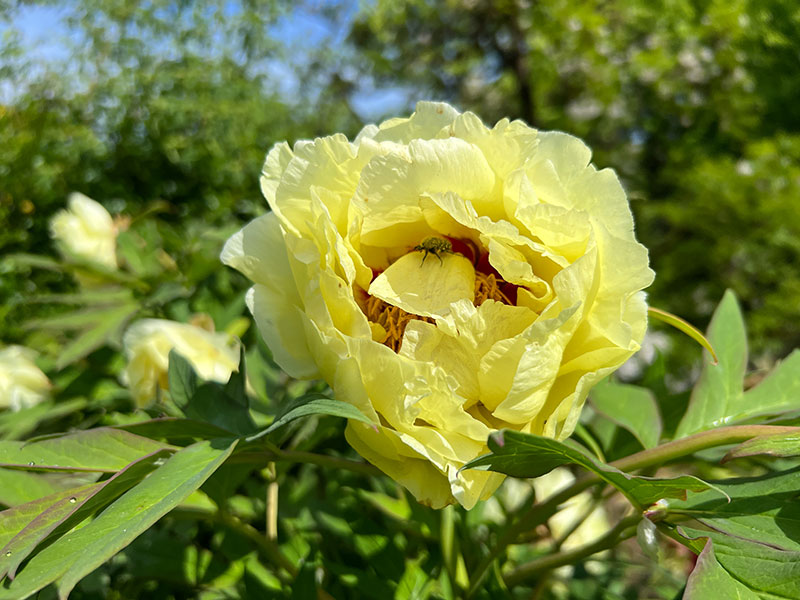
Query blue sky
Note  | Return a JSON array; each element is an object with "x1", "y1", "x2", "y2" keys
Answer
[{"x1": 4, "y1": 1, "x2": 411, "y2": 120}]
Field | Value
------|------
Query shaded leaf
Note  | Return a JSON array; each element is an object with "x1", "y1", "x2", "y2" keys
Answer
[
  {"x1": 114, "y1": 417, "x2": 234, "y2": 442},
  {"x1": 590, "y1": 380, "x2": 662, "y2": 449}
]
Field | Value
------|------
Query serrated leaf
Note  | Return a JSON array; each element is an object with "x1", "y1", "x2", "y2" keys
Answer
[
  {"x1": 0, "y1": 438, "x2": 237, "y2": 600},
  {"x1": 463, "y1": 430, "x2": 713, "y2": 507},
  {"x1": 675, "y1": 290, "x2": 747, "y2": 438},
  {"x1": 590, "y1": 380, "x2": 662, "y2": 449},
  {"x1": 0, "y1": 428, "x2": 171, "y2": 472},
  {"x1": 246, "y1": 394, "x2": 373, "y2": 442},
  {"x1": 723, "y1": 430, "x2": 800, "y2": 462}
]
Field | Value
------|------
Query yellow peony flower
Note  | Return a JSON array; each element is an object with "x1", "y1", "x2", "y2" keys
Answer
[
  {"x1": 222, "y1": 102, "x2": 653, "y2": 508},
  {"x1": 50, "y1": 192, "x2": 118, "y2": 269},
  {"x1": 0, "y1": 346, "x2": 51, "y2": 411},
  {"x1": 122, "y1": 319, "x2": 240, "y2": 407}
]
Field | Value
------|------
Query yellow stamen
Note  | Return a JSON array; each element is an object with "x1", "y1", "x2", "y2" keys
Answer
[
  {"x1": 474, "y1": 271, "x2": 513, "y2": 306},
  {"x1": 363, "y1": 294, "x2": 434, "y2": 352}
]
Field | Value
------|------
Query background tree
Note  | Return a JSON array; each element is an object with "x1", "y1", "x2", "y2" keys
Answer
[{"x1": 346, "y1": 0, "x2": 800, "y2": 361}]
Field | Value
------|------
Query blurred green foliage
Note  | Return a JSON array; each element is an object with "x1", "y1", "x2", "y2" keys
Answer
[{"x1": 348, "y1": 0, "x2": 800, "y2": 360}]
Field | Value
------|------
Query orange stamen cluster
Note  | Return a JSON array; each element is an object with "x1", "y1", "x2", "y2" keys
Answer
[{"x1": 363, "y1": 295, "x2": 434, "y2": 353}]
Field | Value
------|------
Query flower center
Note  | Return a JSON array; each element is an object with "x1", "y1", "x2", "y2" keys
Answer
[
  {"x1": 360, "y1": 241, "x2": 518, "y2": 352},
  {"x1": 362, "y1": 294, "x2": 434, "y2": 352}
]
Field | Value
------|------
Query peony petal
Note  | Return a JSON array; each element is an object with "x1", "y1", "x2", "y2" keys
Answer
[{"x1": 368, "y1": 251, "x2": 475, "y2": 319}]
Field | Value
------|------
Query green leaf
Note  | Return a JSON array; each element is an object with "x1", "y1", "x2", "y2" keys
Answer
[
  {"x1": 114, "y1": 418, "x2": 235, "y2": 442},
  {"x1": 681, "y1": 528, "x2": 800, "y2": 599},
  {"x1": 0, "y1": 484, "x2": 101, "y2": 579},
  {"x1": 668, "y1": 466, "x2": 800, "y2": 552},
  {"x1": 723, "y1": 430, "x2": 800, "y2": 462},
  {"x1": 0, "y1": 485, "x2": 97, "y2": 550},
  {"x1": 740, "y1": 350, "x2": 800, "y2": 421},
  {"x1": 26, "y1": 289, "x2": 134, "y2": 306},
  {"x1": 0, "y1": 438, "x2": 237, "y2": 600},
  {"x1": 463, "y1": 430, "x2": 713, "y2": 507},
  {"x1": 0, "y1": 470, "x2": 86, "y2": 507},
  {"x1": 675, "y1": 290, "x2": 747, "y2": 438},
  {"x1": 0, "y1": 449, "x2": 171, "y2": 581},
  {"x1": 648, "y1": 306, "x2": 718, "y2": 364},
  {"x1": 590, "y1": 380, "x2": 662, "y2": 449},
  {"x1": 55, "y1": 303, "x2": 139, "y2": 369},
  {"x1": 25, "y1": 304, "x2": 137, "y2": 332},
  {"x1": 0, "y1": 428, "x2": 171, "y2": 472},
  {"x1": 684, "y1": 539, "x2": 760, "y2": 600},
  {"x1": 167, "y1": 350, "x2": 256, "y2": 435},
  {"x1": 246, "y1": 393, "x2": 374, "y2": 442},
  {"x1": 0, "y1": 400, "x2": 88, "y2": 441},
  {"x1": 167, "y1": 350, "x2": 198, "y2": 409}
]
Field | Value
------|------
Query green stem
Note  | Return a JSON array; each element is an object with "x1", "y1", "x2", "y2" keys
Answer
[
  {"x1": 503, "y1": 515, "x2": 640, "y2": 588},
  {"x1": 466, "y1": 424, "x2": 800, "y2": 597}
]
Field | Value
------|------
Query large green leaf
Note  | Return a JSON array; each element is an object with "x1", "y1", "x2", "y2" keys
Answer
[
  {"x1": 0, "y1": 428, "x2": 171, "y2": 472},
  {"x1": 0, "y1": 470, "x2": 85, "y2": 507},
  {"x1": 463, "y1": 430, "x2": 713, "y2": 507},
  {"x1": 681, "y1": 528, "x2": 800, "y2": 599},
  {"x1": 590, "y1": 379, "x2": 662, "y2": 449},
  {"x1": 668, "y1": 466, "x2": 800, "y2": 552},
  {"x1": 246, "y1": 393, "x2": 374, "y2": 442},
  {"x1": 0, "y1": 438, "x2": 237, "y2": 600},
  {"x1": 683, "y1": 539, "x2": 760, "y2": 600},
  {"x1": 0, "y1": 448, "x2": 172, "y2": 580},
  {"x1": 675, "y1": 290, "x2": 747, "y2": 438}
]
